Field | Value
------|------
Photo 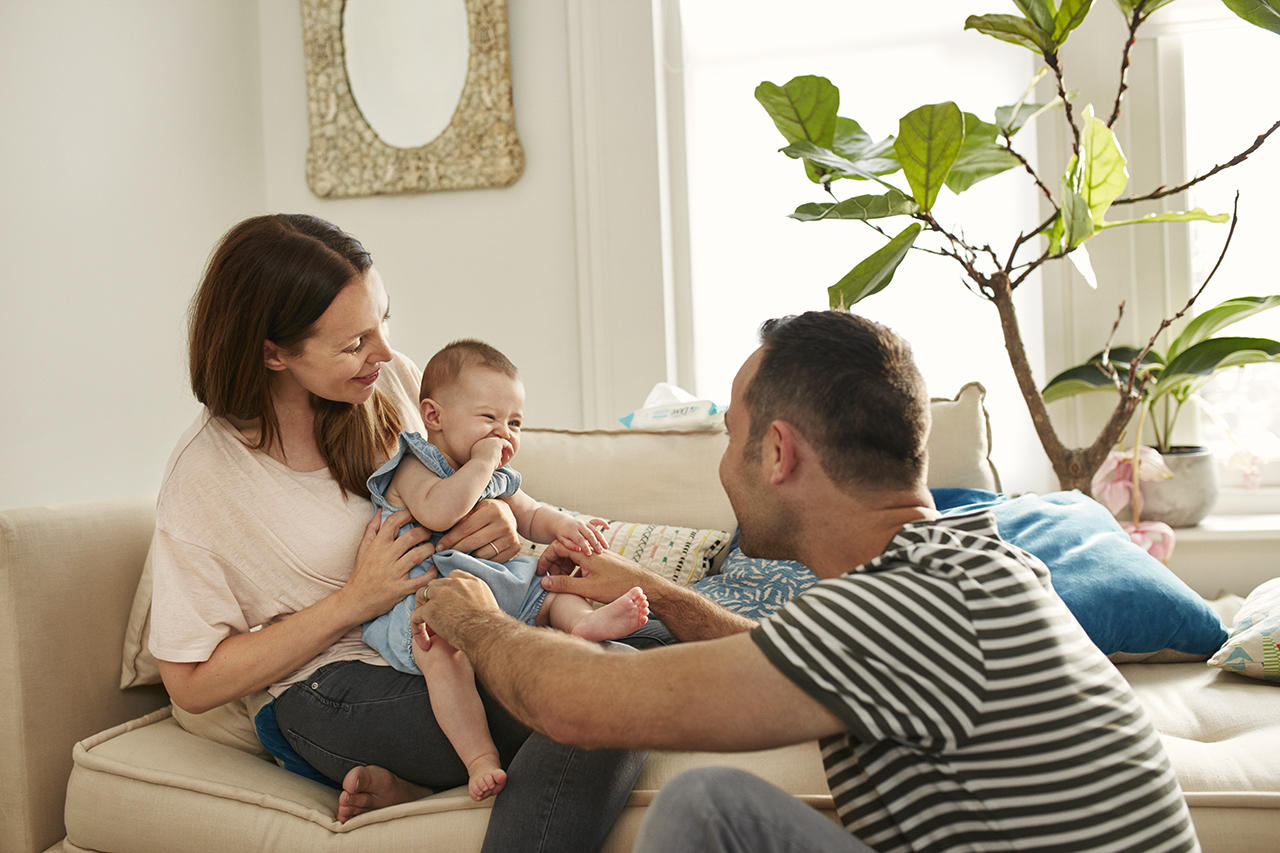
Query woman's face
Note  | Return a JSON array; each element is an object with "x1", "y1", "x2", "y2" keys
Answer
[{"x1": 268, "y1": 267, "x2": 393, "y2": 406}]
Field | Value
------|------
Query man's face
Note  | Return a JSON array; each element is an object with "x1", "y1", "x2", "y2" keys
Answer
[{"x1": 719, "y1": 348, "x2": 797, "y2": 560}]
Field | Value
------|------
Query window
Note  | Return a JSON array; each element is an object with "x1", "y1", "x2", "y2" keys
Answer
[
  {"x1": 1180, "y1": 22, "x2": 1280, "y2": 492},
  {"x1": 677, "y1": 0, "x2": 1052, "y2": 494}
]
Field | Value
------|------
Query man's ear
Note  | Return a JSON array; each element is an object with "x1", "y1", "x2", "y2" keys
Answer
[
  {"x1": 764, "y1": 420, "x2": 800, "y2": 485},
  {"x1": 263, "y1": 340, "x2": 289, "y2": 372},
  {"x1": 420, "y1": 397, "x2": 443, "y2": 430}
]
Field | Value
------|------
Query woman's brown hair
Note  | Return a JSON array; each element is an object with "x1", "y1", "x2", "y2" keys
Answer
[{"x1": 189, "y1": 213, "x2": 402, "y2": 498}]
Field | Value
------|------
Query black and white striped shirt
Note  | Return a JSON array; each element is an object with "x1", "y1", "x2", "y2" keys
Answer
[{"x1": 753, "y1": 510, "x2": 1198, "y2": 853}]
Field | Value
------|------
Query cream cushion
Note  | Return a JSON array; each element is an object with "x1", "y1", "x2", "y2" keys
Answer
[{"x1": 65, "y1": 706, "x2": 832, "y2": 853}]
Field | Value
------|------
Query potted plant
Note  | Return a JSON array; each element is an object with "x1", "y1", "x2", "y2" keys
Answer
[
  {"x1": 1044, "y1": 294, "x2": 1280, "y2": 524},
  {"x1": 756, "y1": 0, "x2": 1280, "y2": 497}
]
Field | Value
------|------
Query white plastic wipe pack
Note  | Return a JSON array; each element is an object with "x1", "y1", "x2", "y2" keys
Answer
[{"x1": 618, "y1": 382, "x2": 724, "y2": 430}]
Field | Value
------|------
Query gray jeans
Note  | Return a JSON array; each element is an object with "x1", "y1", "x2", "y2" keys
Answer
[{"x1": 634, "y1": 767, "x2": 873, "y2": 853}]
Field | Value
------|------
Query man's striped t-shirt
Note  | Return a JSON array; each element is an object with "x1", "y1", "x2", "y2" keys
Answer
[{"x1": 752, "y1": 510, "x2": 1198, "y2": 853}]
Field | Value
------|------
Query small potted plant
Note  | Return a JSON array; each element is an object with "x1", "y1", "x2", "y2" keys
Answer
[{"x1": 1042, "y1": 294, "x2": 1280, "y2": 525}]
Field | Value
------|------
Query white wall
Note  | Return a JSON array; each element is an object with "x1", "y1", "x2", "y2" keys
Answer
[
  {"x1": 0, "y1": 1, "x2": 266, "y2": 510},
  {"x1": 0, "y1": 0, "x2": 674, "y2": 511}
]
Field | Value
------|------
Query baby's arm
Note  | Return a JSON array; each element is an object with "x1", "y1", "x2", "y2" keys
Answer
[
  {"x1": 506, "y1": 489, "x2": 609, "y2": 554},
  {"x1": 388, "y1": 446, "x2": 506, "y2": 532}
]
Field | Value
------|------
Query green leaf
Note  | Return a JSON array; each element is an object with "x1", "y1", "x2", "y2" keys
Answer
[
  {"x1": 1045, "y1": 210, "x2": 1065, "y2": 254},
  {"x1": 1073, "y1": 104, "x2": 1129, "y2": 227},
  {"x1": 780, "y1": 141, "x2": 904, "y2": 193},
  {"x1": 965, "y1": 13, "x2": 1052, "y2": 53},
  {"x1": 790, "y1": 190, "x2": 920, "y2": 222},
  {"x1": 1052, "y1": 0, "x2": 1095, "y2": 43},
  {"x1": 1012, "y1": 0, "x2": 1057, "y2": 36},
  {"x1": 1111, "y1": 0, "x2": 1177, "y2": 16},
  {"x1": 1150, "y1": 337, "x2": 1280, "y2": 405},
  {"x1": 1168, "y1": 295, "x2": 1280, "y2": 360},
  {"x1": 756, "y1": 76, "x2": 840, "y2": 183},
  {"x1": 1097, "y1": 208, "x2": 1230, "y2": 230},
  {"x1": 832, "y1": 117, "x2": 901, "y2": 177},
  {"x1": 995, "y1": 98, "x2": 1060, "y2": 136},
  {"x1": 1059, "y1": 186, "x2": 1094, "y2": 249},
  {"x1": 1222, "y1": 0, "x2": 1280, "y2": 35},
  {"x1": 1041, "y1": 346, "x2": 1163, "y2": 402},
  {"x1": 945, "y1": 113, "x2": 1021, "y2": 193},
  {"x1": 895, "y1": 102, "x2": 965, "y2": 212},
  {"x1": 828, "y1": 223, "x2": 923, "y2": 308}
]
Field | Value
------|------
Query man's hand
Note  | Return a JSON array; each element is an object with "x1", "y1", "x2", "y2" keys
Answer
[
  {"x1": 537, "y1": 541, "x2": 656, "y2": 605},
  {"x1": 412, "y1": 570, "x2": 503, "y2": 651}
]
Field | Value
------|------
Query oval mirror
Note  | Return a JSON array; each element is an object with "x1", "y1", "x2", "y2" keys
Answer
[{"x1": 342, "y1": 0, "x2": 470, "y2": 150}]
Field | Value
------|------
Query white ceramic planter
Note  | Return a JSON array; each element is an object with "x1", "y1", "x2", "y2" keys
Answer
[{"x1": 1140, "y1": 446, "x2": 1219, "y2": 528}]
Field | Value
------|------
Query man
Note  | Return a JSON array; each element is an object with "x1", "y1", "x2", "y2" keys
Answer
[{"x1": 416, "y1": 311, "x2": 1199, "y2": 853}]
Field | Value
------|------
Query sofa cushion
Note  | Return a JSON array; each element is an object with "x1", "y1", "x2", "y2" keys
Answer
[
  {"x1": 519, "y1": 512, "x2": 730, "y2": 586},
  {"x1": 699, "y1": 490, "x2": 1228, "y2": 658},
  {"x1": 1207, "y1": 577, "x2": 1280, "y2": 682},
  {"x1": 64, "y1": 707, "x2": 832, "y2": 853}
]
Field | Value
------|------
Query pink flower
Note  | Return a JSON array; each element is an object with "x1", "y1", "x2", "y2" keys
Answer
[
  {"x1": 1120, "y1": 520, "x2": 1176, "y2": 563},
  {"x1": 1091, "y1": 448, "x2": 1174, "y2": 518}
]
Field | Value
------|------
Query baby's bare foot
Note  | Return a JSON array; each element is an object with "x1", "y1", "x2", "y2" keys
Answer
[
  {"x1": 571, "y1": 586, "x2": 649, "y2": 642},
  {"x1": 337, "y1": 765, "x2": 432, "y2": 823},
  {"x1": 467, "y1": 754, "x2": 508, "y2": 802}
]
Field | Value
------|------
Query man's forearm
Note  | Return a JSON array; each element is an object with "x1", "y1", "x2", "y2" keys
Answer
[{"x1": 644, "y1": 576, "x2": 757, "y2": 642}]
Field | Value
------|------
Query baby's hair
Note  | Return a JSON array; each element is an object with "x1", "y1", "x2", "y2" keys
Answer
[{"x1": 420, "y1": 339, "x2": 519, "y2": 402}]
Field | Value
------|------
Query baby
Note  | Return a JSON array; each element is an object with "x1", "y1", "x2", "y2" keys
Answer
[{"x1": 362, "y1": 339, "x2": 650, "y2": 802}]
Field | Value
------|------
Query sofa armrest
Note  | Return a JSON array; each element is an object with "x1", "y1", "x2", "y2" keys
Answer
[{"x1": 1, "y1": 495, "x2": 170, "y2": 853}]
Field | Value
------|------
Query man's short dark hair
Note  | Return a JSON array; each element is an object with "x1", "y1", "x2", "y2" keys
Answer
[{"x1": 745, "y1": 311, "x2": 930, "y2": 492}]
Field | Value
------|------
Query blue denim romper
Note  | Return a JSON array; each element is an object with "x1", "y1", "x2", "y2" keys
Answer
[{"x1": 361, "y1": 431, "x2": 549, "y2": 674}]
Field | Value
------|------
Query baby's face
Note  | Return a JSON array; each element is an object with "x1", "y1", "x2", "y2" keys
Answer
[{"x1": 430, "y1": 367, "x2": 525, "y2": 466}]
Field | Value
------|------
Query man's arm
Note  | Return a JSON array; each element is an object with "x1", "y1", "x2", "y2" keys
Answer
[
  {"x1": 537, "y1": 543, "x2": 756, "y2": 642},
  {"x1": 415, "y1": 571, "x2": 846, "y2": 752}
]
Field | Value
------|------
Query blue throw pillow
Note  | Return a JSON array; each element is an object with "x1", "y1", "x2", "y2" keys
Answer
[{"x1": 702, "y1": 489, "x2": 1227, "y2": 656}]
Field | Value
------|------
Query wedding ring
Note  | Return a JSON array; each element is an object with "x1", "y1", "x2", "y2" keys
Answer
[{"x1": 488, "y1": 542, "x2": 499, "y2": 559}]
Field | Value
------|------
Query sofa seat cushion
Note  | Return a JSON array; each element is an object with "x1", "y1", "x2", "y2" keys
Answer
[
  {"x1": 65, "y1": 706, "x2": 833, "y2": 853},
  {"x1": 1118, "y1": 662, "x2": 1280, "y2": 851}
]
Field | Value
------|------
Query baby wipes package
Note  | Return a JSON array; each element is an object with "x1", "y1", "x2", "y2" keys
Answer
[{"x1": 618, "y1": 382, "x2": 724, "y2": 430}]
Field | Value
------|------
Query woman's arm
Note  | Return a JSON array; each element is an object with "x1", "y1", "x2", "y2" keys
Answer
[{"x1": 159, "y1": 509, "x2": 434, "y2": 713}]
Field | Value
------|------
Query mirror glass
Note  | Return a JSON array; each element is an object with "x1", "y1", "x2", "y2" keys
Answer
[{"x1": 342, "y1": 0, "x2": 469, "y2": 149}]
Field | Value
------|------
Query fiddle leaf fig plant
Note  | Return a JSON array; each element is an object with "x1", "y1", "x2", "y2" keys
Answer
[
  {"x1": 757, "y1": 0, "x2": 1279, "y2": 495},
  {"x1": 1043, "y1": 296, "x2": 1280, "y2": 453}
]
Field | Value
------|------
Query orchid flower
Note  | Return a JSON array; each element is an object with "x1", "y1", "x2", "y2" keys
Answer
[
  {"x1": 1091, "y1": 448, "x2": 1174, "y2": 517},
  {"x1": 1120, "y1": 520, "x2": 1176, "y2": 563}
]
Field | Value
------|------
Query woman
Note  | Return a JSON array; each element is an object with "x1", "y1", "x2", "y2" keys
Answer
[{"x1": 149, "y1": 213, "x2": 645, "y2": 847}]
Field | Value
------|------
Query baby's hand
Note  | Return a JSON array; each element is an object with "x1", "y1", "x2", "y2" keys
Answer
[
  {"x1": 555, "y1": 517, "x2": 610, "y2": 555},
  {"x1": 471, "y1": 436, "x2": 514, "y2": 469}
]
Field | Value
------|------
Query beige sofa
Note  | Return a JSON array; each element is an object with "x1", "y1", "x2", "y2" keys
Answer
[{"x1": 3, "y1": 385, "x2": 1278, "y2": 853}]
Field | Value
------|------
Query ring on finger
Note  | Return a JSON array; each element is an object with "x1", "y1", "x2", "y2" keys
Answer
[{"x1": 488, "y1": 542, "x2": 499, "y2": 559}]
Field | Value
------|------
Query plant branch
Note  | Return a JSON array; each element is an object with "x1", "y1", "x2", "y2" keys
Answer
[
  {"x1": 1135, "y1": 192, "x2": 1240, "y2": 362},
  {"x1": 1004, "y1": 139, "x2": 1057, "y2": 202},
  {"x1": 1115, "y1": 120, "x2": 1280, "y2": 204},
  {"x1": 1108, "y1": 4, "x2": 1152, "y2": 128},
  {"x1": 1044, "y1": 50, "x2": 1080, "y2": 156}
]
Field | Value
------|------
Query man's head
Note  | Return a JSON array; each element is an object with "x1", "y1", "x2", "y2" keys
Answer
[
  {"x1": 744, "y1": 311, "x2": 930, "y2": 492},
  {"x1": 719, "y1": 311, "x2": 930, "y2": 558}
]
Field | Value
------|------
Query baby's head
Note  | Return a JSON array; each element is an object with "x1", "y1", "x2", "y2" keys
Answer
[{"x1": 420, "y1": 340, "x2": 525, "y2": 468}]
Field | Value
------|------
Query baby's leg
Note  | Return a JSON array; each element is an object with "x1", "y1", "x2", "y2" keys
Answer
[
  {"x1": 542, "y1": 588, "x2": 649, "y2": 642},
  {"x1": 413, "y1": 637, "x2": 507, "y2": 802}
]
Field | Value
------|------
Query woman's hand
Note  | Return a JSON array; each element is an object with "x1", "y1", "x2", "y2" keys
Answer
[
  {"x1": 341, "y1": 509, "x2": 436, "y2": 624},
  {"x1": 436, "y1": 498, "x2": 520, "y2": 561}
]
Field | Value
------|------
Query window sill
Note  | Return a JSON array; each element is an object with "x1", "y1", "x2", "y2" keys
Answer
[{"x1": 1166, "y1": 513, "x2": 1280, "y2": 599}]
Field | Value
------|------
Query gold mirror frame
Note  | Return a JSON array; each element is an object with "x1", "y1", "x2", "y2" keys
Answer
[{"x1": 301, "y1": 0, "x2": 524, "y2": 198}]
